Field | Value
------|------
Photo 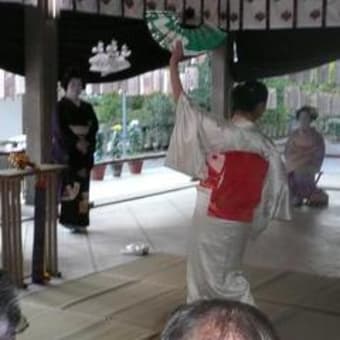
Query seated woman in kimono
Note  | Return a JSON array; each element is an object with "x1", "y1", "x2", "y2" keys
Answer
[
  {"x1": 285, "y1": 106, "x2": 328, "y2": 206},
  {"x1": 166, "y1": 41, "x2": 291, "y2": 305}
]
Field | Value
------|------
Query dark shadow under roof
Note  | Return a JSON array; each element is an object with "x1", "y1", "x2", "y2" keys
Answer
[
  {"x1": 1, "y1": 4, "x2": 340, "y2": 82},
  {"x1": 0, "y1": 4, "x2": 170, "y2": 82},
  {"x1": 231, "y1": 28, "x2": 340, "y2": 81}
]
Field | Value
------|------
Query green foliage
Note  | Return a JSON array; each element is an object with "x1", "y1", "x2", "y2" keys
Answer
[
  {"x1": 129, "y1": 95, "x2": 145, "y2": 111},
  {"x1": 89, "y1": 61, "x2": 340, "y2": 144},
  {"x1": 94, "y1": 130, "x2": 105, "y2": 162},
  {"x1": 144, "y1": 93, "x2": 175, "y2": 127},
  {"x1": 326, "y1": 118, "x2": 340, "y2": 140},
  {"x1": 188, "y1": 55, "x2": 212, "y2": 111},
  {"x1": 143, "y1": 93, "x2": 175, "y2": 150},
  {"x1": 93, "y1": 93, "x2": 121, "y2": 125},
  {"x1": 92, "y1": 92, "x2": 174, "y2": 125},
  {"x1": 262, "y1": 77, "x2": 290, "y2": 123},
  {"x1": 108, "y1": 125, "x2": 123, "y2": 159},
  {"x1": 128, "y1": 107, "x2": 152, "y2": 126},
  {"x1": 127, "y1": 121, "x2": 143, "y2": 155},
  {"x1": 89, "y1": 91, "x2": 176, "y2": 153},
  {"x1": 256, "y1": 77, "x2": 291, "y2": 138}
]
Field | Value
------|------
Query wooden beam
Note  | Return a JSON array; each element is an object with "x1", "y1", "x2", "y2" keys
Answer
[
  {"x1": 24, "y1": 1, "x2": 58, "y2": 203},
  {"x1": 211, "y1": 40, "x2": 233, "y2": 121}
]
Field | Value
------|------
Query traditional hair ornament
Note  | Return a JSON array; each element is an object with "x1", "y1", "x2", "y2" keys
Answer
[{"x1": 89, "y1": 39, "x2": 131, "y2": 77}]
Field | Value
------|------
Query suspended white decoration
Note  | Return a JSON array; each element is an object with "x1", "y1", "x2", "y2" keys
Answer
[{"x1": 88, "y1": 39, "x2": 131, "y2": 77}]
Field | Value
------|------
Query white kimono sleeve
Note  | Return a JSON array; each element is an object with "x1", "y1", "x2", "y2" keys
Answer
[
  {"x1": 165, "y1": 92, "x2": 223, "y2": 179},
  {"x1": 252, "y1": 148, "x2": 291, "y2": 238}
]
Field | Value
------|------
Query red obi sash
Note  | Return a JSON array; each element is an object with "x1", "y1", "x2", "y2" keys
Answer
[{"x1": 200, "y1": 151, "x2": 269, "y2": 222}]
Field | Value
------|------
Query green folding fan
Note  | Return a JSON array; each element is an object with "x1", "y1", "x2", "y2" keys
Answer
[{"x1": 146, "y1": 11, "x2": 227, "y2": 56}]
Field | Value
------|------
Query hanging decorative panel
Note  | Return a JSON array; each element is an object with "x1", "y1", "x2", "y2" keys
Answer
[
  {"x1": 270, "y1": 0, "x2": 294, "y2": 29},
  {"x1": 99, "y1": 0, "x2": 123, "y2": 16},
  {"x1": 297, "y1": 0, "x2": 323, "y2": 28},
  {"x1": 229, "y1": 0, "x2": 241, "y2": 30},
  {"x1": 60, "y1": 0, "x2": 73, "y2": 10},
  {"x1": 145, "y1": 0, "x2": 166, "y2": 11},
  {"x1": 326, "y1": 0, "x2": 340, "y2": 26},
  {"x1": 75, "y1": 0, "x2": 98, "y2": 13},
  {"x1": 2, "y1": 0, "x2": 340, "y2": 30},
  {"x1": 183, "y1": 0, "x2": 202, "y2": 27},
  {"x1": 123, "y1": 0, "x2": 145, "y2": 19},
  {"x1": 202, "y1": 0, "x2": 220, "y2": 27},
  {"x1": 243, "y1": 0, "x2": 267, "y2": 30},
  {"x1": 218, "y1": 0, "x2": 229, "y2": 31}
]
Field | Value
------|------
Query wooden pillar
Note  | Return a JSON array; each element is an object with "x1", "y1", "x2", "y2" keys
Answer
[
  {"x1": 0, "y1": 174, "x2": 24, "y2": 287},
  {"x1": 211, "y1": 41, "x2": 233, "y2": 121},
  {"x1": 24, "y1": 0, "x2": 58, "y2": 203}
]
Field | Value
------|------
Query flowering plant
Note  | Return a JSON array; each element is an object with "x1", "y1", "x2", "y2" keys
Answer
[
  {"x1": 108, "y1": 124, "x2": 123, "y2": 159},
  {"x1": 127, "y1": 120, "x2": 143, "y2": 155},
  {"x1": 94, "y1": 130, "x2": 105, "y2": 162}
]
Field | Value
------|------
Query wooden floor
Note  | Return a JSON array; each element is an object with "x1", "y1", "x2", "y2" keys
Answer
[{"x1": 18, "y1": 253, "x2": 340, "y2": 340}]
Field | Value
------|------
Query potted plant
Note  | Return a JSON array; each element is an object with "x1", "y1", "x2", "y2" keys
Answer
[
  {"x1": 91, "y1": 129, "x2": 107, "y2": 180},
  {"x1": 108, "y1": 124, "x2": 124, "y2": 177},
  {"x1": 127, "y1": 120, "x2": 144, "y2": 174}
]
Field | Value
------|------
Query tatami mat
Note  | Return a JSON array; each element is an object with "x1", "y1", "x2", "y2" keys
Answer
[
  {"x1": 65, "y1": 281, "x2": 173, "y2": 318},
  {"x1": 112, "y1": 289, "x2": 186, "y2": 333},
  {"x1": 253, "y1": 271, "x2": 334, "y2": 305},
  {"x1": 275, "y1": 309, "x2": 340, "y2": 340},
  {"x1": 103, "y1": 253, "x2": 184, "y2": 280},
  {"x1": 61, "y1": 319, "x2": 157, "y2": 340},
  {"x1": 18, "y1": 254, "x2": 340, "y2": 340},
  {"x1": 242, "y1": 264, "x2": 287, "y2": 289},
  {"x1": 142, "y1": 261, "x2": 186, "y2": 289},
  {"x1": 22, "y1": 273, "x2": 135, "y2": 309},
  {"x1": 18, "y1": 309, "x2": 101, "y2": 340}
]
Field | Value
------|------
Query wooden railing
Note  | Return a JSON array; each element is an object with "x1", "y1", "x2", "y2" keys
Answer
[{"x1": 0, "y1": 164, "x2": 65, "y2": 287}]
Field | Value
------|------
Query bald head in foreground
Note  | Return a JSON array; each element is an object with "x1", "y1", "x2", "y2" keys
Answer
[{"x1": 161, "y1": 299, "x2": 280, "y2": 340}]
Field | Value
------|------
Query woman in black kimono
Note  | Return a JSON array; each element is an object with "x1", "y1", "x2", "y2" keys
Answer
[{"x1": 53, "y1": 69, "x2": 98, "y2": 232}]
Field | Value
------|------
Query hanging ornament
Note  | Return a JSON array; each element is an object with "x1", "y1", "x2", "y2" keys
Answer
[{"x1": 89, "y1": 39, "x2": 131, "y2": 77}]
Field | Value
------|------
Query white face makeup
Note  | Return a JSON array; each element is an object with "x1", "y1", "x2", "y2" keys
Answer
[
  {"x1": 298, "y1": 110, "x2": 312, "y2": 129},
  {"x1": 66, "y1": 78, "x2": 83, "y2": 100}
]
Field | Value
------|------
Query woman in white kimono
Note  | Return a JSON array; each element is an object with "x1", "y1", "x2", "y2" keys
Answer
[
  {"x1": 285, "y1": 106, "x2": 327, "y2": 206},
  {"x1": 166, "y1": 42, "x2": 291, "y2": 305}
]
